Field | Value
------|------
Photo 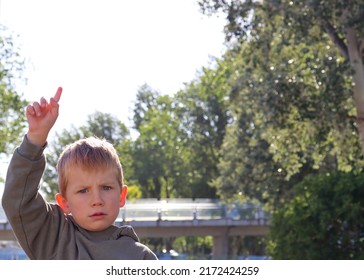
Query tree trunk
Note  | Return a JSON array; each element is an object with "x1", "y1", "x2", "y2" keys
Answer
[
  {"x1": 346, "y1": 27, "x2": 364, "y2": 155},
  {"x1": 153, "y1": 177, "x2": 162, "y2": 199}
]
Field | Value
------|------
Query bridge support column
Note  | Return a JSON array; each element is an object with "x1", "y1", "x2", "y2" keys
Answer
[{"x1": 212, "y1": 235, "x2": 229, "y2": 259}]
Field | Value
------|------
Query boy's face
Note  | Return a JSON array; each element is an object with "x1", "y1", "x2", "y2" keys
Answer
[{"x1": 55, "y1": 165, "x2": 127, "y2": 232}]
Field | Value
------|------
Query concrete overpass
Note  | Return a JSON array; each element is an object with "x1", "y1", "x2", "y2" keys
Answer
[{"x1": 0, "y1": 199, "x2": 270, "y2": 259}]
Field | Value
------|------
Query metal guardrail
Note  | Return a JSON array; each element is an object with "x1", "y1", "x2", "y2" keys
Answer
[{"x1": 117, "y1": 199, "x2": 270, "y2": 222}]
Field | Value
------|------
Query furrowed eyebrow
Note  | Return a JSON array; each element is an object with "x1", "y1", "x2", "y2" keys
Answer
[{"x1": 99, "y1": 181, "x2": 117, "y2": 186}]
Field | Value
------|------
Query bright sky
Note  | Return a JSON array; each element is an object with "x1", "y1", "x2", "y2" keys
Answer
[
  {"x1": 0, "y1": 0, "x2": 225, "y2": 134},
  {"x1": 0, "y1": 0, "x2": 226, "y2": 194}
]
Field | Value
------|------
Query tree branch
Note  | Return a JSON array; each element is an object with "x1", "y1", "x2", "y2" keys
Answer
[{"x1": 320, "y1": 19, "x2": 349, "y2": 61}]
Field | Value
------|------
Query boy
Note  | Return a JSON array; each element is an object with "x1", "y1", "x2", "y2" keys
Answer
[{"x1": 1, "y1": 87, "x2": 157, "y2": 260}]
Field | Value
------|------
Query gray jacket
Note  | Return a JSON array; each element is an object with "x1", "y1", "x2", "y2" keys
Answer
[{"x1": 2, "y1": 137, "x2": 157, "y2": 260}]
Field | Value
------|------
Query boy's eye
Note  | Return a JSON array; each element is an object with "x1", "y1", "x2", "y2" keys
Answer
[
  {"x1": 78, "y1": 189, "x2": 88, "y2": 194},
  {"x1": 102, "y1": 186, "x2": 112, "y2": 191}
]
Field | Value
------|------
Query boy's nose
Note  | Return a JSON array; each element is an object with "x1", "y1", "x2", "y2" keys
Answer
[{"x1": 91, "y1": 191, "x2": 104, "y2": 206}]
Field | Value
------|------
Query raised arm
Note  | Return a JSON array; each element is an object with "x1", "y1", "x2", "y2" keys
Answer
[{"x1": 26, "y1": 87, "x2": 62, "y2": 146}]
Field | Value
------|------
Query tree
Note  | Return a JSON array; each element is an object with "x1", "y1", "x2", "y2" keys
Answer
[
  {"x1": 43, "y1": 111, "x2": 132, "y2": 198},
  {"x1": 199, "y1": 0, "x2": 364, "y2": 154},
  {"x1": 197, "y1": 0, "x2": 363, "y2": 206},
  {"x1": 0, "y1": 24, "x2": 27, "y2": 156},
  {"x1": 268, "y1": 172, "x2": 364, "y2": 259},
  {"x1": 132, "y1": 85, "x2": 192, "y2": 198},
  {"x1": 176, "y1": 63, "x2": 231, "y2": 198},
  {"x1": 132, "y1": 61, "x2": 231, "y2": 199}
]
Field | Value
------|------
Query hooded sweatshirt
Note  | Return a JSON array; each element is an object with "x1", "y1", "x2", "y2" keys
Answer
[{"x1": 1, "y1": 137, "x2": 157, "y2": 260}]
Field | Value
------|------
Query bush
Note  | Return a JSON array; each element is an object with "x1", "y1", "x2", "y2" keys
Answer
[{"x1": 267, "y1": 171, "x2": 364, "y2": 259}]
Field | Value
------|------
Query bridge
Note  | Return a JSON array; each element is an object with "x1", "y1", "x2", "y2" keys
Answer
[{"x1": 0, "y1": 199, "x2": 270, "y2": 259}]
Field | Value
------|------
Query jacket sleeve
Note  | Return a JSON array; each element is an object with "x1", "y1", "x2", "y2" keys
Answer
[
  {"x1": 1, "y1": 136, "x2": 64, "y2": 259},
  {"x1": 144, "y1": 249, "x2": 158, "y2": 260}
]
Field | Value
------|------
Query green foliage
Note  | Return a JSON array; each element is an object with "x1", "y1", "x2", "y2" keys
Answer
[
  {"x1": 132, "y1": 60, "x2": 231, "y2": 199},
  {"x1": 199, "y1": 0, "x2": 364, "y2": 46},
  {"x1": 124, "y1": 185, "x2": 142, "y2": 201},
  {"x1": 0, "y1": 24, "x2": 27, "y2": 155},
  {"x1": 229, "y1": 236, "x2": 268, "y2": 259},
  {"x1": 132, "y1": 84, "x2": 188, "y2": 198},
  {"x1": 175, "y1": 63, "x2": 231, "y2": 198},
  {"x1": 199, "y1": 0, "x2": 363, "y2": 208},
  {"x1": 173, "y1": 236, "x2": 213, "y2": 259},
  {"x1": 268, "y1": 172, "x2": 364, "y2": 259}
]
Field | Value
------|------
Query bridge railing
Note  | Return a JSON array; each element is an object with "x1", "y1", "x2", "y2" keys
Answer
[{"x1": 117, "y1": 199, "x2": 270, "y2": 222}]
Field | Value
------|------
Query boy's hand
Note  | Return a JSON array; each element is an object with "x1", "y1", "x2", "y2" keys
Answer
[{"x1": 26, "y1": 87, "x2": 63, "y2": 146}]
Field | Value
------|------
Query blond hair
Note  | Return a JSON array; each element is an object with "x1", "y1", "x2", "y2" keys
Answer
[{"x1": 56, "y1": 137, "x2": 123, "y2": 196}]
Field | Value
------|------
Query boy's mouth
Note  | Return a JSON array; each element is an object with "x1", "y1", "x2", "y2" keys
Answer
[{"x1": 90, "y1": 212, "x2": 106, "y2": 217}]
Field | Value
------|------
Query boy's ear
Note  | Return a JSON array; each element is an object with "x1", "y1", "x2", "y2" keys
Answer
[
  {"x1": 55, "y1": 193, "x2": 71, "y2": 214},
  {"x1": 119, "y1": 185, "x2": 128, "y2": 208}
]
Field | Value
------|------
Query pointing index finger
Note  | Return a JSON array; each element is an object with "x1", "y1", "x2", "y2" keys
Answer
[{"x1": 54, "y1": 87, "x2": 62, "y2": 103}]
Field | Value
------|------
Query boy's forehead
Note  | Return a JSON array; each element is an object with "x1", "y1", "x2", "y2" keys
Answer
[
  {"x1": 65, "y1": 162, "x2": 115, "y2": 173},
  {"x1": 65, "y1": 164, "x2": 122, "y2": 185}
]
